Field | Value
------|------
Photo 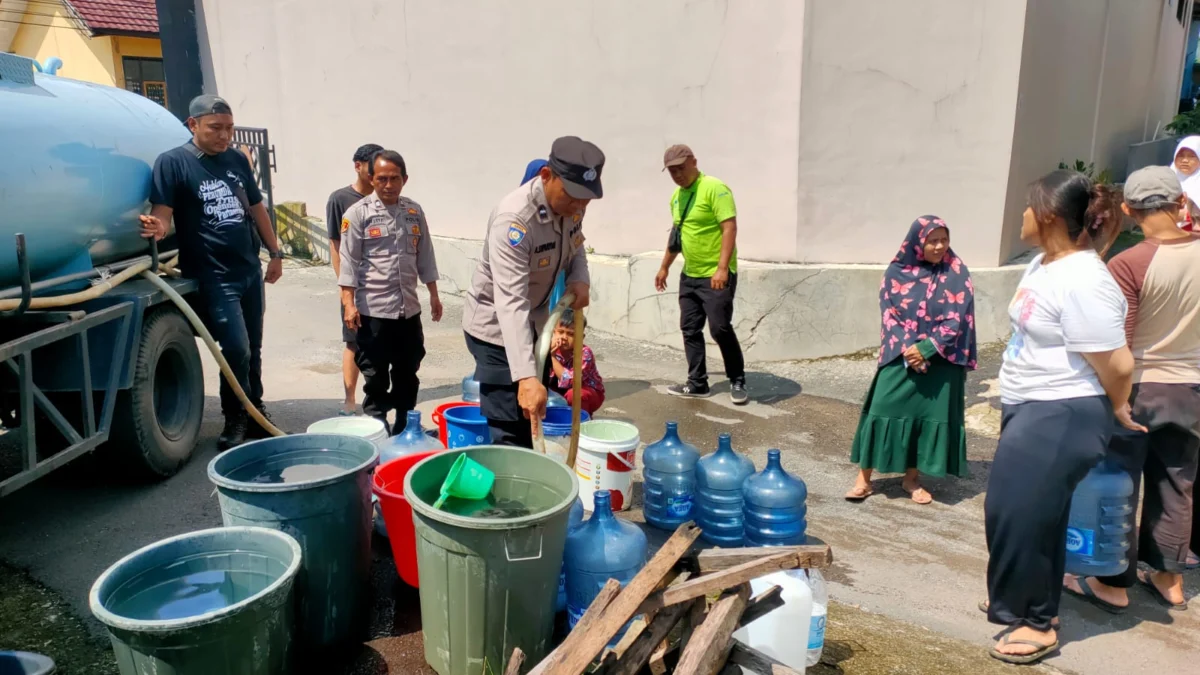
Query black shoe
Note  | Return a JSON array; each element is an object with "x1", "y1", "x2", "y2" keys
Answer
[
  {"x1": 730, "y1": 382, "x2": 749, "y2": 405},
  {"x1": 667, "y1": 383, "x2": 712, "y2": 398},
  {"x1": 245, "y1": 406, "x2": 275, "y2": 439},
  {"x1": 218, "y1": 413, "x2": 247, "y2": 451}
]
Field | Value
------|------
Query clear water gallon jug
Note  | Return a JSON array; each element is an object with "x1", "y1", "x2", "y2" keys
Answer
[
  {"x1": 695, "y1": 433, "x2": 755, "y2": 546},
  {"x1": 461, "y1": 375, "x2": 481, "y2": 403},
  {"x1": 556, "y1": 497, "x2": 586, "y2": 613},
  {"x1": 743, "y1": 449, "x2": 808, "y2": 546},
  {"x1": 548, "y1": 390, "x2": 569, "y2": 408},
  {"x1": 642, "y1": 422, "x2": 701, "y2": 531},
  {"x1": 1065, "y1": 459, "x2": 1134, "y2": 577},
  {"x1": 564, "y1": 490, "x2": 647, "y2": 642}
]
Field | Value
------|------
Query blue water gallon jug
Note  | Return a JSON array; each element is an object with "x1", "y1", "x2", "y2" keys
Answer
[
  {"x1": 743, "y1": 449, "x2": 808, "y2": 546},
  {"x1": 564, "y1": 491, "x2": 647, "y2": 642},
  {"x1": 461, "y1": 375, "x2": 481, "y2": 403},
  {"x1": 382, "y1": 411, "x2": 442, "y2": 465},
  {"x1": 556, "y1": 497, "x2": 586, "y2": 613},
  {"x1": 1065, "y1": 459, "x2": 1134, "y2": 577},
  {"x1": 696, "y1": 433, "x2": 756, "y2": 546},
  {"x1": 642, "y1": 421, "x2": 701, "y2": 530}
]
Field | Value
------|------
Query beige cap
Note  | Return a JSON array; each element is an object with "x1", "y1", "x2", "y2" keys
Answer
[{"x1": 662, "y1": 144, "x2": 694, "y2": 169}]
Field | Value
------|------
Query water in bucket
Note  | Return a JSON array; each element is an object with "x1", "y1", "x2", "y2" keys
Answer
[
  {"x1": 695, "y1": 433, "x2": 756, "y2": 546},
  {"x1": 248, "y1": 463, "x2": 342, "y2": 484},
  {"x1": 743, "y1": 449, "x2": 808, "y2": 546},
  {"x1": 1066, "y1": 460, "x2": 1134, "y2": 577},
  {"x1": 642, "y1": 422, "x2": 700, "y2": 530},
  {"x1": 564, "y1": 490, "x2": 647, "y2": 643}
]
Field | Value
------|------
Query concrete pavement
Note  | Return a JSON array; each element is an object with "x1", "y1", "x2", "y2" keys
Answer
[{"x1": 0, "y1": 263, "x2": 1195, "y2": 674}]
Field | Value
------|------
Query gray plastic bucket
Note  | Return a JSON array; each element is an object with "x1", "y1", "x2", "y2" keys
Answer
[
  {"x1": 88, "y1": 527, "x2": 301, "y2": 675},
  {"x1": 207, "y1": 433, "x2": 379, "y2": 650},
  {"x1": 0, "y1": 652, "x2": 55, "y2": 675}
]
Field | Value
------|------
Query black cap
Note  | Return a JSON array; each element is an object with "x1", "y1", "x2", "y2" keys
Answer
[
  {"x1": 547, "y1": 136, "x2": 605, "y2": 200},
  {"x1": 188, "y1": 94, "x2": 232, "y2": 118}
]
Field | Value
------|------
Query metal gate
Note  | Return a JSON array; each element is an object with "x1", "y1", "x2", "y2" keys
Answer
[{"x1": 233, "y1": 127, "x2": 277, "y2": 230}]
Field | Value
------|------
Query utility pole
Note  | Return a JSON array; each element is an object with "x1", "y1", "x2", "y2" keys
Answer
[{"x1": 155, "y1": 0, "x2": 205, "y2": 121}]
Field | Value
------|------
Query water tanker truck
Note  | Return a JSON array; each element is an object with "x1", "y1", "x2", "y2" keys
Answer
[{"x1": 0, "y1": 53, "x2": 207, "y2": 495}]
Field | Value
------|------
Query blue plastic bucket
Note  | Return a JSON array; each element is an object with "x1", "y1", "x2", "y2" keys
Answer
[
  {"x1": 88, "y1": 526, "x2": 302, "y2": 675},
  {"x1": 443, "y1": 405, "x2": 490, "y2": 448},
  {"x1": 207, "y1": 434, "x2": 378, "y2": 650},
  {"x1": 0, "y1": 652, "x2": 55, "y2": 675},
  {"x1": 543, "y1": 407, "x2": 590, "y2": 437}
]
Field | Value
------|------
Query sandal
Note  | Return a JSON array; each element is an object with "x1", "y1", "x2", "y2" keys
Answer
[
  {"x1": 1137, "y1": 570, "x2": 1188, "y2": 611},
  {"x1": 902, "y1": 483, "x2": 933, "y2": 505},
  {"x1": 977, "y1": 601, "x2": 1060, "y2": 629},
  {"x1": 989, "y1": 634, "x2": 1059, "y2": 665},
  {"x1": 1186, "y1": 551, "x2": 1199, "y2": 571},
  {"x1": 844, "y1": 484, "x2": 875, "y2": 501},
  {"x1": 1062, "y1": 576, "x2": 1127, "y2": 614}
]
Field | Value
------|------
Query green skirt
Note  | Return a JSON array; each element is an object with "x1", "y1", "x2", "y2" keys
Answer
[{"x1": 849, "y1": 357, "x2": 968, "y2": 478}]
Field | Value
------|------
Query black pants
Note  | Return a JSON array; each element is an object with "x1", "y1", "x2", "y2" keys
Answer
[
  {"x1": 679, "y1": 273, "x2": 745, "y2": 388},
  {"x1": 355, "y1": 314, "x2": 425, "y2": 433},
  {"x1": 199, "y1": 273, "x2": 265, "y2": 417},
  {"x1": 464, "y1": 332, "x2": 549, "y2": 448},
  {"x1": 985, "y1": 396, "x2": 1113, "y2": 631}
]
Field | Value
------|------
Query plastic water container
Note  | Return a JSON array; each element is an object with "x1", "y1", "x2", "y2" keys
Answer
[
  {"x1": 1065, "y1": 460, "x2": 1135, "y2": 577},
  {"x1": 642, "y1": 422, "x2": 701, "y2": 531},
  {"x1": 806, "y1": 569, "x2": 828, "y2": 667},
  {"x1": 443, "y1": 405, "x2": 490, "y2": 448},
  {"x1": 564, "y1": 490, "x2": 647, "y2": 642},
  {"x1": 732, "y1": 569, "x2": 812, "y2": 670},
  {"x1": 375, "y1": 411, "x2": 443, "y2": 537},
  {"x1": 556, "y1": 497, "x2": 586, "y2": 613},
  {"x1": 542, "y1": 407, "x2": 591, "y2": 465},
  {"x1": 696, "y1": 433, "x2": 756, "y2": 546},
  {"x1": 462, "y1": 375, "x2": 481, "y2": 403},
  {"x1": 0, "y1": 652, "x2": 55, "y2": 675},
  {"x1": 305, "y1": 416, "x2": 389, "y2": 450},
  {"x1": 548, "y1": 390, "x2": 569, "y2": 408},
  {"x1": 577, "y1": 420, "x2": 640, "y2": 511},
  {"x1": 743, "y1": 449, "x2": 808, "y2": 546}
]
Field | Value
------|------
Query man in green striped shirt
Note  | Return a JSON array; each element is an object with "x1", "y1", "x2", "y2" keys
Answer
[{"x1": 654, "y1": 144, "x2": 748, "y2": 404}]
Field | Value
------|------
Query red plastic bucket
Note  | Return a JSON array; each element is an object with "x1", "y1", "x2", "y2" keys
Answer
[
  {"x1": 373, "y1": 450, "x2": 443, "y2": 586},
  {"x1": 431, "y1": 401, "x2": 475, "y2": 449}
]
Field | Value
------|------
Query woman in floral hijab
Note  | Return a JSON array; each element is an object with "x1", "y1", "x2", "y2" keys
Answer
[{"x1": 845, "y1": 216, "x2": 977, "y2": 504}]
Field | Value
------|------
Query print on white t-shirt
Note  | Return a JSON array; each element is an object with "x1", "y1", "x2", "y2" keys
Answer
[{"x1": 999, "y1": 251, "x2": 1127, "y2": 405}]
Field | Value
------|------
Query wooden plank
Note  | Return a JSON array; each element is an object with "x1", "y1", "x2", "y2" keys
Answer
[
  {"x1": 739, "y1": 585, "x2": 785, "y2": 628},
  {"x1": 694, "y1": 545, "x2": 832, "y2": 573},
  {"x1": 673, "y1": 584, "x2": 752, "y2": 675},
  {"x1": 605, "y1": 602, "x2": 691, "y2": 675},
  {"x1": 677, "y1": 597, "x2": 707, "y2": 656},
  {"x1": 648, "y1": 642, "x2": 671, "y2": 675},
  {"x1": 727, "y1": 642, "x2": 804, "y2": 675},
  {"x1": 528, "y1": 578, "x2": 621, "y2": 674},
  {"x1": 639, "y1": 551, "x2": 799, "y2": 615},
  {"x1": 529, "y1": 523, "x2": 702, "y2": 675},
  {"x1": 504, "y1": 647, "x2": 525, "y2": 675}
]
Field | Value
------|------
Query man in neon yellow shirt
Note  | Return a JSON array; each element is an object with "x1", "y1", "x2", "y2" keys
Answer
[{"x1": 654, "y1": 144, "x2": 748, "y2": 404}]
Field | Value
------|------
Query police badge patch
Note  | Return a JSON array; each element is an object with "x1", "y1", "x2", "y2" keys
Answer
[{"x1": 507, "y1": 222, "x2": 527, "y2": 247}]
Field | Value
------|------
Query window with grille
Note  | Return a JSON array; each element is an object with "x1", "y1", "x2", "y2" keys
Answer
[{"x1": 122, "y1": 57, "x2": 167, "y2": 107}]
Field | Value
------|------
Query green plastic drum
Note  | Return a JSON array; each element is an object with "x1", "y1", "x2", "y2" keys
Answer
[{"x1": 405, "y1": 446, "x2": 579, "y2": 675}]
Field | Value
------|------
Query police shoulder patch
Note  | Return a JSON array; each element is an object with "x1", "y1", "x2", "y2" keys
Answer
[
  {"x1": 340, "y1": 218, "x2": 350, "y2": 234},
  {"x1": 507, "y1": 222, "x2": 527, "y2": 247}
]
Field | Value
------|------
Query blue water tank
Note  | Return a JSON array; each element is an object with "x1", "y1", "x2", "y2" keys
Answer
[
  {"x1": 743, "y1": 449, "x2": 808, "y2": 546},
  {"x1": 1066, "y1": 460, "x2": 1134, "y2": 577},
  {"x1": 696, "y1": 433, "x2": 756, "y2": 546},
  {"x1": 642, "y1": 421, "x2": 701, "y2": 531},
  {"x1": 564, "y1": 490, "x2": 647, "y2": 642},
  {"x1": 0, "y1": 55, "x2": 190, "y2": 287},
  {"x1": 556, "y1": 497, "x2": 585, "y2": 613}
]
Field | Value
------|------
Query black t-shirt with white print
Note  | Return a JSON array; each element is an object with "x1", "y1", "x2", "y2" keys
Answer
[{"x1": 150, "y1": 143, "x2": 264, "y2": 281}]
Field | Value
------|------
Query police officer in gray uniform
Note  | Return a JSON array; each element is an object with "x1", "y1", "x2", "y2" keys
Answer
[
  {"x1": 339, "y1": 150, "x2": 443, "y2": 432},
  {"x1": 463, "y1": 137, "x2": 604, "y2": 447}
]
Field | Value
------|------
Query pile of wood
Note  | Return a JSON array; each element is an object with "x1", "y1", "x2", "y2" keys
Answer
[{"x1": 509, "y1": 522, "x2": 833, "y2": 675}]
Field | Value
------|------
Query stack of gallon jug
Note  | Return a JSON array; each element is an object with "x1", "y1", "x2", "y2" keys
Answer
[{"x1": 641, "y1": 421, "x2": 826, "y2": 670}]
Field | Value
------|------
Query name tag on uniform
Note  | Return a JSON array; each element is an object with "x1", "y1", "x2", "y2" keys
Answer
[
  {"x1": 404, "y1": 215, "x2": 420, "y2": 225},
  {"x1": 534, "y1": 241, "x2": 556, "y2": 253},
  {"x1": 366, "y1": 226, "x2": 386, "y2": 239}
]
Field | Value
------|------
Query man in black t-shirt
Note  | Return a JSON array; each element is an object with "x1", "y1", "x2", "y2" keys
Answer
[
  {"x1": 143, "y1": 95, "x2": 286, "y2": 450},
  {"x1": 326, "y1": 143, "x2": 382, "y2": 416}
]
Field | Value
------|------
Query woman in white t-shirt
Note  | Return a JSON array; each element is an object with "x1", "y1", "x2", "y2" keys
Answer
[{"x1": 983, "y1": 171, "x2": 1141, "y2": 665}]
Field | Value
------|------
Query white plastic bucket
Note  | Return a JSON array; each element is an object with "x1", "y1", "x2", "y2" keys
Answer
[
  {"x1": 575, "y1": 420, "x2": 640, "y2": 512},
  {"x1": 305, "y1": 416, "x2": 389, "y2": 449}
]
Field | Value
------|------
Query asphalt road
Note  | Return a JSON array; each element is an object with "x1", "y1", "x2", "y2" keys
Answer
[{"x1": 0, "y1": 264, "x2": 1196, "y2": 674}]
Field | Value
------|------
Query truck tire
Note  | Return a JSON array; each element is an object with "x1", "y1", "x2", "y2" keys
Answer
[{"x1": 110, "y1": 307, "x2": 204, "y2": 479}]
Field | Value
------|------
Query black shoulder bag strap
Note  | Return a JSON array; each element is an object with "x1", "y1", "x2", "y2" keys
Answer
[{"x1": 667, "y1": 187, "x2": 697, "y2": 254}]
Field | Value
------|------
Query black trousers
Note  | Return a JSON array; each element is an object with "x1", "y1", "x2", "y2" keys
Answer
[
  {"x1": 464, "y1": 332, "x2": 550, "y2": 448},
  {"x1": 679, "y1": 273, "x2": 745, "y2": 388},
  {"x1": 985, "y1": 396, "x2": 1113, "y2": 631},
  {"x1": 355, "y1": 314, "x2": 425, "y2": 433},
  {"x1": 198, "y1": 272, "x2": 265, "y2": 417}
]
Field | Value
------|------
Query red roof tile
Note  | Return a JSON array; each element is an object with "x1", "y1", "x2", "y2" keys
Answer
[{"x1": 67, "y1": 1, "x2": 158, "y2": 36}]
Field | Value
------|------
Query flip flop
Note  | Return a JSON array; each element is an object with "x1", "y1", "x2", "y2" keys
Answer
[
  {"x1": 1062, "y1": 576, "x2": 1127, "y2": 614},
  {"x1": 903, "y1": 484, "x2": 933, "y2": 505},
  {"x1": 338, "y1": 409, "x2": 355, "y2": 417},
  {"x1": 977, "y1": 601, "x2": 1060, "y2": 629},
  {"x1": 989, "y1": 634, "x2": 1059, "y2": 665},
  {"x1": 1186, "y1": 551, "x2": 1200, "y2": 571},
  {"x1": 844, "y1": 484, "x2": 875, "y2": 501},
  {"x1": 1137, "y1": 570, "x2": 1188, "y2": 611}
]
